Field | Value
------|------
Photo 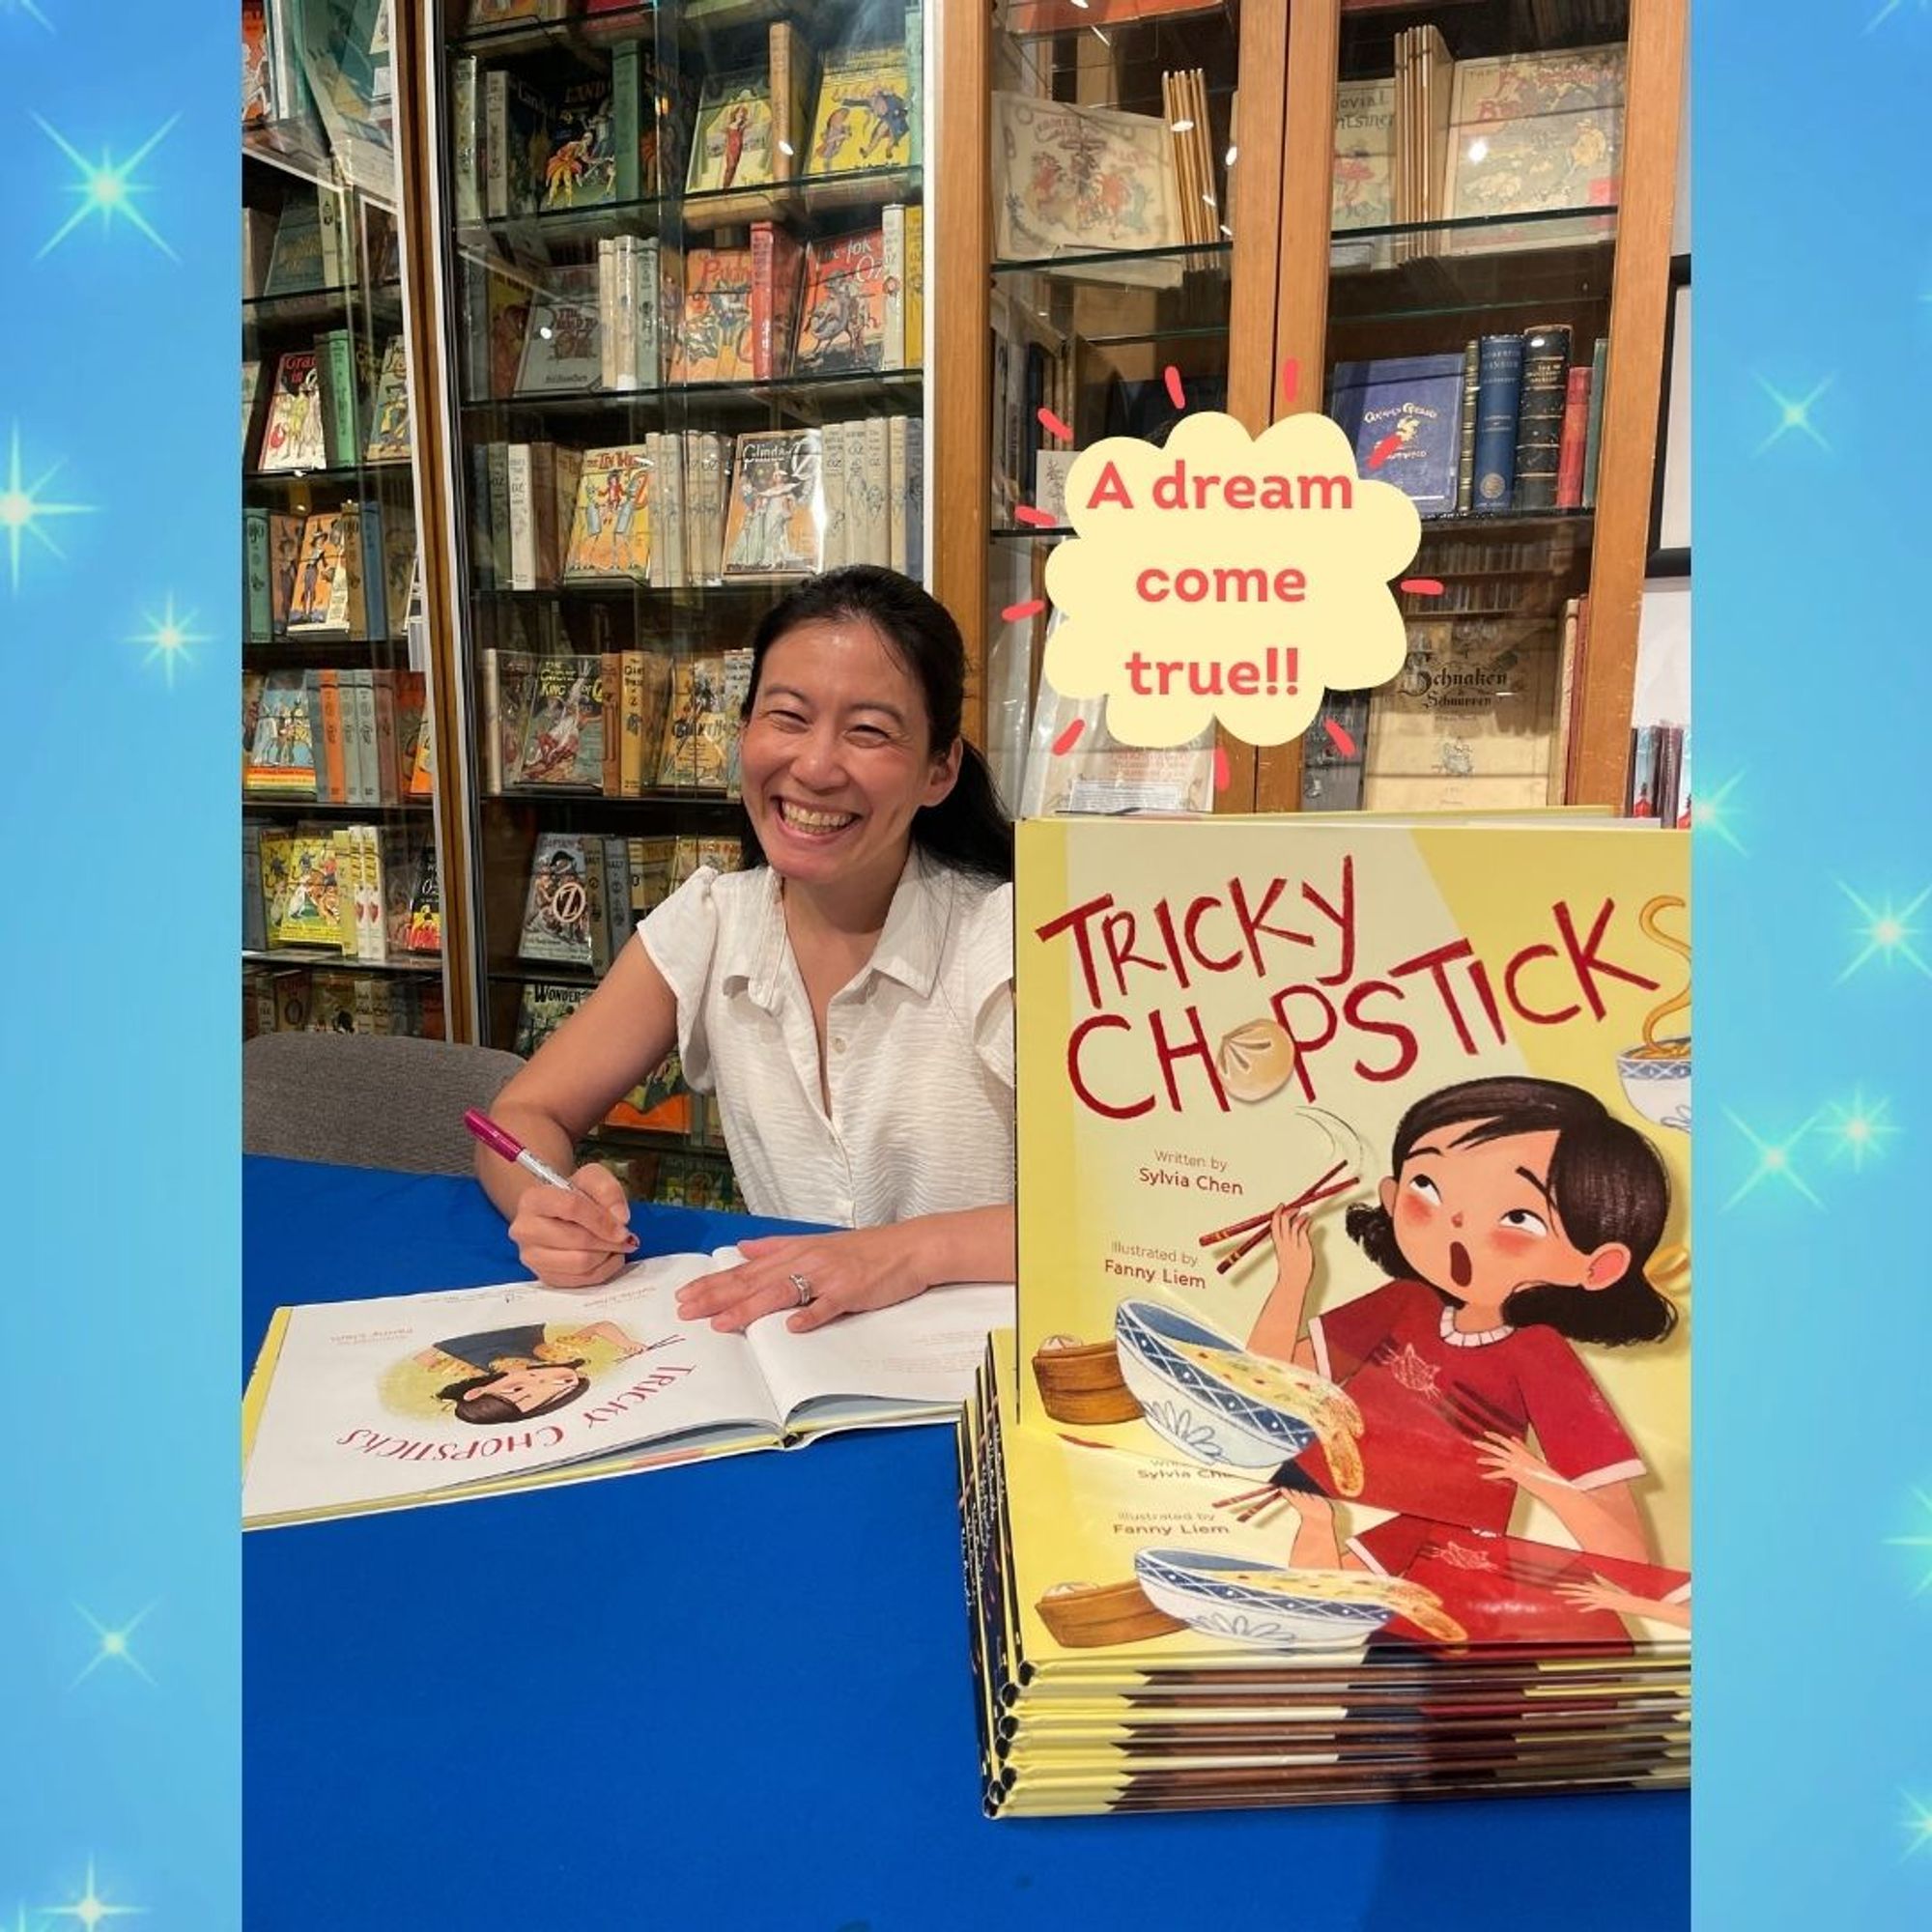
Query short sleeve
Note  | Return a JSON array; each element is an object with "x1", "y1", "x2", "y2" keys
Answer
[
  {"x1": 1516, "y1": 1333, "x2": 1645, "y2": 1492},
  {"x1": 638, "y1": 867, "x2": 723, "y2": 1092},
  {"x1": 1308, "y1": 1278, "x2": 1414, "y2": 1383},
  {"x1": 961, "y1": 880, "x2": 1015, "y2": 1090}
]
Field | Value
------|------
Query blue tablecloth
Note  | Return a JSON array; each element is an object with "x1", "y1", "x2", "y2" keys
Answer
[{"x1": 244, "y1": 1156, "x2": 1688, "y2": 1930}]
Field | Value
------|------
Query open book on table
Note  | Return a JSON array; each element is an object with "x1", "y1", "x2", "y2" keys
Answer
[{"x1": 242, "y1": 1249, "x2": 1013, "y2": 1528}]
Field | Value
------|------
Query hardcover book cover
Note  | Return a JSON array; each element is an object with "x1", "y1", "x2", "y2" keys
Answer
[
  {"x1": 791, "y1": 231, "x2": 886, "y2": 375},
  {"x1": 719, "y1": 429, "x2": 823, "y2": 578},
  {"x1": 1327, "y1": 353, "x2": 1465, "y2": 518},
  {"x1": 669, "y1": 247, "x2": 754, "y2": 384},
  {"x1": 562, "y1": 445, "x2": 653, "y2": 580},
  {"x1": 514, "y1": 264, "x2": 602, "y2": 394},
  {"x1": 992, "y1": 95, "x2": 1182, "y2": 275},
  {"x1": 363, "y1": 335, "x2": 412, "y2": 462},
  {"x1": 519, "y1": 831, "x2": 594, "y2": 963},
  {"x1": 686, "y1": 68, "x2": 774, "y2": 195},
  {"x1": 1009, "y1": 814, "x2": 1690, "y2": 1577},
  {"x1": 244, "y1": 671, "x2": 317, "y2": 796},
  {"x1": 514, "y1": 654, "x2": 606, "y2": 789},
  {"x1": 1331, "y1": 77, "x2": 1395, "y2": 270},
  {"x1": 654, "y1": 652, "x2": 735, "y2": 790},
  {"x1": 805, "y1": 43, "x2": 912, "y2": 175},
  {"x1": 256, "y1": 350, "x2": 327, "y2": 472}
]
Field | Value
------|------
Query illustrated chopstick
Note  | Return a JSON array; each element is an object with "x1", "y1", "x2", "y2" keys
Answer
[
  {"x1": 1197, "y1": 1160, "x2": 1349, "y2": 1247},
  {"x1": 1211, "y1": 1174, "x2": 1359, "y2": 1275}
]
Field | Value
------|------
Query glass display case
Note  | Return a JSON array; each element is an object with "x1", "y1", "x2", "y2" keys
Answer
[
  {"x1": 427, "y1": 0, "x2": 932, "y2": 1207},
  {"x1": 243, "y1": 3, "x2": 451, "y2": 1041}
]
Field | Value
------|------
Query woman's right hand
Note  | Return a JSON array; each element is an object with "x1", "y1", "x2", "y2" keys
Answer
[
  {"x1": 508, "y1": 1163, "x2": 639, "y2": 1289},
  {"x1": 1267, "y1": 1206, "x2": 1314, "y2": 1299}
]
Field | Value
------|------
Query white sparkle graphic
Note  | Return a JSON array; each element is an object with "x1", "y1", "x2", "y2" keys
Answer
[
  {"x1": 1722, "y1": 1109, "x2": 1824, "y2": 1210},
  {"x1": 1753, "y1": 375, "x2": 1833, "y2": 455},
  {"x1": 0, "y1": 425, "x2": 92, "y2": 593},
  {"x1": 1868, "y1": 0, "x2": 1931, "y2": 27},
  {"x1": 41, "y1": 1861, "x2": 143, "y2": 1928},
  {"x1": 1904, "y1": 1793, "x2": 1932, "y2": 1856},
  {"x1": 1889, "y1": 1490, "x2": 1932, "y2": 1596},
  {"x1": 1, "y1": 0, "x2": 55, "y2": 31},
  {"x1": 128, "y1": 595, "x2": 208, "y2": 686},
  {"x1": 1817, "y1": 1092, "x2": 1898, "y2": 1172},
  {"x1": 1690, "y1": 771, "x2": 1747, "y2": 855},
  {"x1": 1837, "y1": 883, "x2": 1932, "y2": 980},
  {"x1": 34, "y1": 115, "x2": 179, "y2": 260},
  {"x1": 71, "y1": 1602, "x2": 157, "y2": 1687}
]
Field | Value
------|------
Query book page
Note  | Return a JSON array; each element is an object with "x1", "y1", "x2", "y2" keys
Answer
[
  {"x1": 745, "y1": 1280, "x2": 1017, "y2": 1429},
  {"x1": 242, "y1": 1253, "x2": 780, "y2": 1525}
]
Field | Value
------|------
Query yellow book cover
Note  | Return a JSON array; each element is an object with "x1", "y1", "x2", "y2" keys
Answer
[
  {"x1": 686, "y1": 68, "x2": 775, "y2": 194},
  {"x1": 1009, "y1": 815, "x2": 1692, "y2": 1626},
  {"x1": 562, "y1": 444, "x2": 653, "y2": 581},
  {"x1": 805, "y1": 43, "x2": 912, "y2": 175},
  {"x1": 720, "y1": 428, "x2": 823, "y2": 578},
  {"x1": 668, "y1": 247, "x2": 754, "y2": 384}
]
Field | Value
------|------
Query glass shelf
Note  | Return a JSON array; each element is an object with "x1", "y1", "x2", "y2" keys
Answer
[
  {"x1": 242, "y1": 282, "x2": 404, "y2": 332},
  {"x1": 994, "y1": 238, "x2": 1230, "y2": 281},
  {"x1": 244, "y1": 948, "x2": 442, "y2": 975},
  {"x1": 244, "y1": 459, "x2": 413, "y2": 494},
  {"x1": 463, "y1": 364, "x2": 923, "y2": 425},
  {"x1": 485, "y1": 787, "x2": 745, "y2": 811},
  {"x1": 241, "y1": 792, "x2": 435, "y2": 814},
  {"x1": 1337, "y1": 0, "x2": 1630, "y2": 71},
  {"x1": 244, "y1": 633, "x2": 413, "y2": 652}
]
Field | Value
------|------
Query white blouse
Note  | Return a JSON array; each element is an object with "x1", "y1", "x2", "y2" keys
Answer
[{"x1": 638, "y1": 847, "x2": 1015, "y2": 1228}]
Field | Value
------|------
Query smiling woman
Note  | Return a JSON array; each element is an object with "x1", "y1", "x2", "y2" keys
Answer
[{"x1": 475, "y1": 567, "x2": 1018, "y2": 1336}]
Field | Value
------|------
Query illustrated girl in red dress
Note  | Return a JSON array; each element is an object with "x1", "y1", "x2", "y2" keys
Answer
[{"x1": 1244, "y1": 1076, "x2": 1678, "y2": 1566}]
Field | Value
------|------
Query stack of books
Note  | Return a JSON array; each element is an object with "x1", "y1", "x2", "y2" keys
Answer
[{"x1": 960, "y1": 812, "x2": 1690, "y2": 1816}]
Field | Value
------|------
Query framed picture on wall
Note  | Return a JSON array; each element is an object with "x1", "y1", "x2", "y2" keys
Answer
[{"x1": 1648, "y1": 256, "x2": 1690, "y2": 576}]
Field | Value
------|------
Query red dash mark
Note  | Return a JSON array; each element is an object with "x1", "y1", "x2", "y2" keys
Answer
[
  {"x1": 1013, "y1": 503, "x2": 1057, "y2": 527},
  {"x1": 1400, "y1": 578, "x2": 1445, "y2": 597},
  {"x1": 1036, "y1": 407, "x2": 1074, "y2": 442},
  {"x1": 1163, "y1": 364, "x2": 1187, "y2": 411},
  {"x1": 1002, "y1": 598, "x2": 1046, "y2": 622},
  {"x1": 1052, "y1": 717, "x2": 1087, "y2": 757},
  {"x1": 1366, "y1": 433, "x2": 1404, "y2": 470},
  {"x1": 1213, "y1": 745, "x2": 1231, "y2": 793},
  {"x1": 1323, "y1": 717, "x2": 1358, "y2": 760},
  {"x1": 1279, "y1": 357, "x2": 1299, "y2": 408}
]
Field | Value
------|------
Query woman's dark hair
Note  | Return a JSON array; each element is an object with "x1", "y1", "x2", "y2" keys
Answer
[
  {"x1": 1344, "y1": 1076, "x2": 1677, "y2": 1348},
  {"x1": 437, "y1": 1362, "x2": 590, "y2": 1427},
  {"x1": 736, "y1": 565, "x2": 1013, "y2": 884}
]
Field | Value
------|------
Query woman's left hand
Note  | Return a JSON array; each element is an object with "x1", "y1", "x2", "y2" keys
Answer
[
  {"x1": 1474, "y1": 1431, "x2": 1562, "y2": 1491},
  {"x1": 675, "y1": 1225, "x2": 929, "y2": 1334}
]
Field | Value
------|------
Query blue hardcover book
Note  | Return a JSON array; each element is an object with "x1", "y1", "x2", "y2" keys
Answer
[
  {"x1": 1327, "y1": 353, "x2": 1464, "y2": 517},
  {"x1": 1471, "y1": 332, "x2": 1526, "y2": 514}
]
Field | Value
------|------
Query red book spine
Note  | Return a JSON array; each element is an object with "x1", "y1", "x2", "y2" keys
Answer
[
  {"x1": 1554, "y1": 365, "x2": 1592, "y2": 509},
  {"x1": 750, "y1": 223, "x2": 776, "y2": 382}
]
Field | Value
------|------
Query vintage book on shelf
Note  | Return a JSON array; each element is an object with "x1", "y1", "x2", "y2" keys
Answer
[
  {"x1": 618, "y1": 648, "x2": 675, "y2": 797},
  {"x1": 513, "y1": 980, "x2": 588, "y2": 1059},
  {"x1": 519, "y1": 831, "x2": 595, "y2": 965},
  {"x1": 562, "y1": 445, "x2": 653, "y2": 581},
  {"x1": 748, "y1": 220, "x2": 805, "y2": 380},
  {"x1": 514, "y1": 654, "x2": 606, "y2": 790},
  {"x1": 363, "y1": 336, "x2": 412, "y2": 463},
  {"x1": 539, "y1": 63, "x2": 620, "y2": 211},
  {"x1": 484, "y1": 66, "x2": 552, "y2": 219},
  {"x1": 255, "y1": 350, "x2": 327, "y2": 473},
  {"x1": 669, "y1": 246, "x2": 755, "y2": 384},
  {"x1": 686, "y1": 67, "x2": 775, "y2": 197},
  {"x1": 245, "y1": 670, "x2": 318, "y2": 797},
  {"x1": 1513, "y1": 323, "x2": 1574, "y2": 514},
  {"x1": 481, "y1": 646, "x2": 537, "y2": 793},
  {"x1": 805, "y1": 41, "x2": 912, "y2": 176},
  {"x1": 1361, "y1": 615, "x2": 1563, "y2": 811},
  {"x1": 720, "y1": 428, "x2": 823, "y2": 580},
  {"x1": 1332, "y1": 77, "x2": 1395, "y2": 270},
  {"x1": 1471, "y1": 332, "x2": 1526, "y2": 515},
  {"x1": 242, "y1": 1263, "x2": 1011, "y2": 1528},
  {"x1": 515, "y1": 265, "x2": 602, "y2": 394},
  {"x1": 263, "y1": 193, "x2": 327, "y2": 296},
  {"x1": 1326, "y1": 355, "x2": 1465, "y2": 521},
  {"x1": 791, "y1": 230, "x2": 886, "y2": 375},
  {"x1": 992, "y1": 95, "x2": 1182, "y2": 286},
  {"x1": 1440, "y1": 45, "x2": 1626, "y2": 255},
  {"x1": 1301, "y1": 693, "x2": 1371, "y2": 810},
  {"x1": 242, "y1": 360, "x2": 270, "y2": 462},
  {"x1": 654, "y1": 652, "x2": 737, "y2": 791},
  {"x1": 285, "y1": 510, "x2": 356, "y2": 634},
  {"x1": 765, "y1": 17, "x2": 816, "y2": 184},
  {"x1": 1017, "y1": 651, "x2": 1214, "y2": 819}
]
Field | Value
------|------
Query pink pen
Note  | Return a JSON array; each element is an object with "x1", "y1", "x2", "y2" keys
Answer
[{"x1": 463, "y1": 1108, "x2": 576, "y2": 1193}]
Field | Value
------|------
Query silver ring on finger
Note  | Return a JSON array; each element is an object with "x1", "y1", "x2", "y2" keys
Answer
[{"x1": 788, "y1": 1270, "x2": 814, "y2": 1308}]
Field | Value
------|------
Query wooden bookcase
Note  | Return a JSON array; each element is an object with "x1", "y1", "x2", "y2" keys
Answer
[{"x1": 933, "y1": 0, "x2": 1686, "y2": 817}]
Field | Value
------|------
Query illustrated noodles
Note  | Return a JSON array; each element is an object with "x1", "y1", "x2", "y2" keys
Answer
[
  {"x1": 1167, "y1": 1339, "x2": 1366, "y2": 1496},
  {"x1": 1211, "y1": 1566, "x2": 1468, "y2": 1645},
  {"x1": 1633, "y1": 893, "x2": 1690, "y2": 1057}
]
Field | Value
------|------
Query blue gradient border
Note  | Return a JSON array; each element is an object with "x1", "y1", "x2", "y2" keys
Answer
[
  {"x1": 0, "y1": 2, "x2": 239, "y2": 1926},
  {"x1": 1697, "y1": 2, "x2": 1932, "y2": 1925}
]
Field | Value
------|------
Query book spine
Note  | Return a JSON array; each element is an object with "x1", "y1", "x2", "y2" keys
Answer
[
  {"x1": 371, "y1": 668, "x2": 402, "y2": 806},
  {"x1": 1454, "y1": 339, "x2": 1479, "y2": 517},
  {"x1": 862, "y1": 416, "x2": 889, "y2": 566},
  {"x1": 453, "y1": 55, "x2": 481, "y2": 225},
  {"x1": 316, "y1": 185, "x2": 347, "y2": 287},
  {"x1": 356, "y1": 498, "x2": 385, "y2": 635},
  {"x1": 1512, "y1": 324, "x2": 1571, "y2": 513},
  {"x1": 1554, "y1": 364, "x2": 1592, "y2": 510},
  {"x1": 905, "y1": 415, "x2": 924, "y2": 582},
  {"x1": 619, "y1": 649, "x2": 645, "y2": 796},
  {"x1": 583, "y1": 838, "x2": 610, "y2": 975},
  {"x1": 888, "y1": 415, "x2": 909, "y2": 574},
  {"x1": 349, "y1": 668, "x2": 380, "y2": 806},
  {"x1": 1470, "y1": 332, "x2": 1525, "y2": 515},
  {"x1": 480, "y1": 649, "x2": 504, "y2": 794},
  {"x1": 601, "y1": 649, "x2": 624, "y2": 797},
  {"x1": 1548, "y1": 597, "x2": 1579, "y2": 805},
  {"x1": 489, "y1": 442, "x2": 515, "y2": 588},
  {"x1": 597, "y1": 239, "x2": 615, "y2": 391},
  {"x1": 750, "y1": 222, "x2": 777, "y2": 382},
  {"x1": 244, "y1": 508, "x2": 272, "y2": 640},
  {"x1": 485, "y1": 71, "x2": 509, "y2": 219},
  {"x1": 906, "y1": 3, "x2": 923, "y2": 171},
  {"x1": 317, "y1": 668, "x2": 348, "y2": 804},
  {"x1": 769, "y1": 22, "x2": 797, "y2": 184},
  {"x1": 612, "y1": 43, "x2": 640, "y2": 204},
  {"x1": 882, "y1": 204, "x2": 905, "y2": 371},
  {"x1": 820, "y1": 420, "x2": 846, "y2": 571},
  {"x1": 242, "y1": 824, "x2": 267, "y2": 952},
  {"x1": 323, "y1": 329, "x2": 360, "y2": 469},
  {"x1": 615, "y1": 235, "x2": 639, "y2": 390},
  {"x1": 1580, "y1": 335, "x2": 1609, "y2": 510}
]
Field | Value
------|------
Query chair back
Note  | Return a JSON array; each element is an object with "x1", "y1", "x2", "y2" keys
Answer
[{"x1": 243, "y1": 1033, "x2": 527, "y2": 1175}]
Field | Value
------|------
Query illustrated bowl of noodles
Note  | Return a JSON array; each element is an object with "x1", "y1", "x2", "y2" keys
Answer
[
  {"x1": 1132, "y1": 1548, "x2": 1402, "y2": 1651},
  {"x1": 1616, "y1": 1036, "x2": 1690, "y2": 1132},
  {"x1": 1114, "y1": 1301, "x2": 1363, "y2": 1487}
]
